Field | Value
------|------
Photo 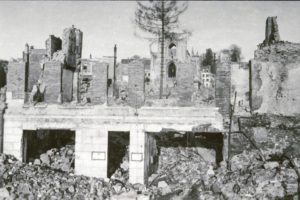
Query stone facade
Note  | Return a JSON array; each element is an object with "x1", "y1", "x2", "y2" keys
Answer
[
  {"x1": 3, "y1": 100, "x2": 224, "y2": 184},
  {"x1": 250, "y1": 42, "x2": 300, "y2": 115},
  {"x1": 3, "y1": 26, "x2": 227, "y2": 185},
  {"x1": 43, "y1": 61, "x2": 63, "y2": 103},
  {"x1": 6, "y1": 61, "x2": 26, "y2": 99},
  {"x1": 215, "y1": 62, "x2": 231, "y2": 120}
]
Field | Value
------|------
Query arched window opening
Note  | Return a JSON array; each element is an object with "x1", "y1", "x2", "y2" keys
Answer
[
  {"x1": 169, "y1": 43, "x2": 177, "y2": 58},
  {"x1": 168, "y1": 62, "x2": 176, "y2": 78}
]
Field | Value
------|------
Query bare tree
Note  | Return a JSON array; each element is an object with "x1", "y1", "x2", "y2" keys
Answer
[{"x1": 134, "y1": 0, "x2": 188, "y2": 99}]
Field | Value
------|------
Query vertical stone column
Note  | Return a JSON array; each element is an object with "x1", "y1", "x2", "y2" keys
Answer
[
  {"x1": 223, "y1": 132, "x2": 229, "y2": 161},
  {"x1": 3, "y1": 126, "x2": 23, "y2": 160},
  {"x1": 129, "y1": 125, "x2": 146, "y2": 184},
  {"x1": 75, "y1": 128, "x2": 108, "y2": 178}
]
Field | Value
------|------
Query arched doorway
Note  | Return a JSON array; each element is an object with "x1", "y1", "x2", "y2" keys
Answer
[{"x1": 168, "y1": 62, "x2": 176, "y2": 78}]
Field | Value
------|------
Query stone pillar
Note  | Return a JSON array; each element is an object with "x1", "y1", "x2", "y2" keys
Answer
[
  {"x1": 223, "y1": 132, "x2": 229, "y2": 162},
  {"x1": 75, "y1": 129, "x2": 108, "y2": 178},
  {"x1": 129, "y1": 125, "x2": 146, "y2": 184},
  {"x1": 264, "y1": 16, "x2": 280, "y2": 46},
  {"x1": 3, "y1": 127, "x2": 23, "y2": 160}
]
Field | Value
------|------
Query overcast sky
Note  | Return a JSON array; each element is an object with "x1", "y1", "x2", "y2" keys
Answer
[{"x1": 0, "y1": 1, "x2": 300, "y2": 61}]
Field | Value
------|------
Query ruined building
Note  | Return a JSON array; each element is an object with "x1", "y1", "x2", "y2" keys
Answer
[
  {"x1": 1, "y1": 26, "x2": 224, "y2": 185},
  {"x1": 1, "y1": 16, "x2": 300, "y2": 187}
]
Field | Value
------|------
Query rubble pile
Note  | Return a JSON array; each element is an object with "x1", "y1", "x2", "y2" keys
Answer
[
  {"x1": 110, "y1": 147, "x2": 130, "y2": 184},
  {"x1": 148, "y1": 147, "x2": 216, "y2": 196},
  {"x1": 34, "y1": 145, "x2": 75, "y2": 173},
  {"x1": 0, "y1": 153, "x2": 112, "y2": 199},
  {"x1": 149, "y1": 148, "x2": 299, "y2": 199}
]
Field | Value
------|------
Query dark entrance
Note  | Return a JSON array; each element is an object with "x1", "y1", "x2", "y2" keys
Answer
[
  {"x1": 107, "y1": 131, "x2": 130, "y2": 178},
  {"x1": 22, "y1": 129, "x2": 75, "y2": 163}
]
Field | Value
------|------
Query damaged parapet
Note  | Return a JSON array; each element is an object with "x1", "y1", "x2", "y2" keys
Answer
[
  {"x1": 46, "y1": 35, "x2": 62, "y2": 59},
  {"x1": 263, "y1": 16, "x2": 280, "y2": 46}
]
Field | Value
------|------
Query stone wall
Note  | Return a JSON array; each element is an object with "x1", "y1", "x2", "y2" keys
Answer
[
  {"x1": 263, "y1": 16, "x2": 280, "y2": 46},
  {"x1": 6, "y1": 61, "x2": 25, "y2": 99},
  {"x1": 128, "y1": 61, "x2": 145, "y2": 107},
  {"x1": 215, "y1": 62, "x2": 231, "y2": 119},
  {"x1": 251, "y1": 42, "x2": 300, "y2": 115},
  {"x1": 62, "y1": 26, "x2": 82, "y2": 69},
  {"x1": 43, "y1": 61, "x2": 62, "y2": 103},
  {"x1": 175, "y1": 63, "x2": 195, "y2": 106},
  {"x1": 46, "y1": 35, "x2": 62, "y2": 59},
  {"x1": 62, "y1": 68, "x2": 74, "y2": 103},
  {"x1": 86, "y1": 62, "x2": 108, "y2": 104},
  {"x1": 28, "y1": 49, "x2": 46, "y2": 92}
]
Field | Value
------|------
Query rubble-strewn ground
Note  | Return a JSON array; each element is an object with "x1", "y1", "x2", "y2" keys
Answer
[{"x1": 0, "y1": 146, "x2": 299, "y2": 199}]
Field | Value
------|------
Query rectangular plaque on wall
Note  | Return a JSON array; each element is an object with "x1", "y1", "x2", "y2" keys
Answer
[
  {"x1": 91, "y1": 151, "x2": 106, "y2": 160},
  {"x1": 131, "y1": 152, "x2": 143, "y2": 161}
]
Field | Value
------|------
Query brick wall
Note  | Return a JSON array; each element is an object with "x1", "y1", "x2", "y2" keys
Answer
[
  {"x1": 86, "y1": 62, "x2": 108, "y2": 104},
  {"x1": 43, "y1": 61, "x2": 62, "y2": 103},
  {"x1": 215, "y1": 62, "x2": 231, "y2": 119},
  {"x1": 128, "y1": 61, "x2": 145, "y2": 107},
  {"x1": 7, "y1": 61, "x2": 25, "y2": 99}
]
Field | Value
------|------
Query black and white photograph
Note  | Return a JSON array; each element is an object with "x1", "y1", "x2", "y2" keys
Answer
[{"x1": 0, "y1": 1, "x2": 300, "y2": 199}]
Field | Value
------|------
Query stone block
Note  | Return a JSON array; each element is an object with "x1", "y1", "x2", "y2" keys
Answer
[
  {"x1": 43, "y1": 61, "x2": 62, "y2": 103},
  {"x1": 62, "y1": 26, "x2": 82, "y2": 69},
  {"x1": 6, "y1": 61, "x2": 25, "y2": 99},
  {"x1": 175, "y1": 63, "x2": 195, "y2": 106},
  {"x1": 28, "y1": 49, "x2": 46, "y2": 92},
  {"x1": 86, "y1": 61, "x2": 108, "y2": 104},
  {"x1": 62, "y1": 68, "x2": 74, "y2": 103},
  {"x1": 128, "y1": 61, "x2": 145, "y2": 107},
  {"x1": 215, "y1": 62, "x2": 231, "y2": 118}
]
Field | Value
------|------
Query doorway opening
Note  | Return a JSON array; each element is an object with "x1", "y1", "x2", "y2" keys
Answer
[
  {"x1": 107, "y1": 131, "x2": 130, "y2": 179},
  {"x1": 22, "y1": 129, "x2": 75, "y2": 170}
]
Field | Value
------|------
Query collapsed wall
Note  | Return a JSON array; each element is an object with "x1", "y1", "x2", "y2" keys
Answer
[{"x1": 251, "y1": 42, "x2": 300, "y2": 115}]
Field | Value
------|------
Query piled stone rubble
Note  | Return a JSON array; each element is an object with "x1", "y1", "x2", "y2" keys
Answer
[
  {"x1": 0, "y1": 147, "x2": 299, "y2": 199},
  {"x1": 148, "y1": 147, "x2": 216, "y2": 196},
  {"x1": 0, "y1": 153, "x2": 152, "y2": 199},
  {"x1": 34, "y1": 145, "x2": 75, "y2": 173},
  {"x1": 110, "y1": 146, "x2": 130, "y2": 185},
  {"x1": 148, "y1": 148, "x2": 299, "y2": 199},
  {"x1": 0, "y1": 153, "x2": 112, "y2": 199}
]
